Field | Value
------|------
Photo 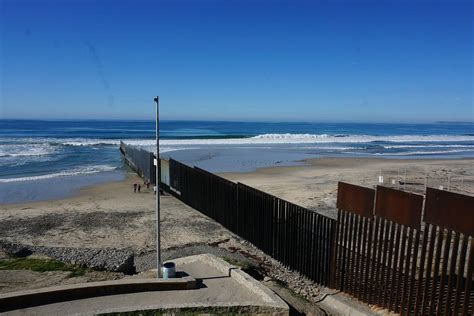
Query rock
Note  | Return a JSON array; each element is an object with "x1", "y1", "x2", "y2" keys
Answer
[{"x1": 0, "y1": 240, "x2": 32, "y2": 257}]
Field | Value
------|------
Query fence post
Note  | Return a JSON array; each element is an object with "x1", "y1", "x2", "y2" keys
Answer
[{"x1": 154, "y1": 96, "x2": 161, "y2": 278}]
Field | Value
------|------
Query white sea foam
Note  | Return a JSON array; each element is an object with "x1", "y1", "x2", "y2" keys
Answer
[
  {"x1": 0, "y1": 165, "x2": 117, "y2": 183},
  {"x1": 252, "y1": 133, "x2": 474, "y2": 143},
  {"x1": 0, "y1": 144, "x2": 56, "y2": 158},
  {"x1": 2, "y1": 134, "x2": 473, "y2": 155},
  {"x1": 60, "y1": 139, "x2": 124, "y2": 146},
  {"x1": 154, "y1": 134, "x2": 474, "y2": 145},
  {"x1": 59, "y1": 139, "x2": 156, "y2": 147},
  {"x1": 300, "y1": 146, "x2": 359, "y2": 150}
]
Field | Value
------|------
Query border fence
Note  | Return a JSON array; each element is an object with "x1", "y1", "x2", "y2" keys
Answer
[
  {"x1": 120, "y1": 141, "x2": 156, "y2": 183},
  {"x1": 120, "y1": 143, "x2": 473, "y2": 315},
  {"x1": 167, "y1": 158, "x2": 336, "y2": 286},
  {"x1": 333, "y1": 183, "x2": 473, "y2": 315}
]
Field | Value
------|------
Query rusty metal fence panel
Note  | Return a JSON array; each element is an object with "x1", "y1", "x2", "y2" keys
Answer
[
  {"x1": 333, "y1": 183, "x2": 474, "y2": 315},
  {"x1": 331, "y1": 182, "x2": 376, "y2": 297},
  {"x1": 372, "y1": 186, "x2": 424, "y2": 314},
  {"x1": 418, "y1": 188, "x2": 474, "y2": 316}
]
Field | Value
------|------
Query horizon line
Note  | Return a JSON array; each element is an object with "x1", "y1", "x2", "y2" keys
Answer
[{"x1": 1, "y1": 118, "x2": 473, "y2": 125}]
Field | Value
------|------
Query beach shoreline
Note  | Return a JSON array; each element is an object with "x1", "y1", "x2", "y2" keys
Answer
[
  {"x1": 1, "y1": 156, "x2": 473, "y2": 208},
  {"x1": 0, "y1": 170, "x2": 126, "y2": 205}
]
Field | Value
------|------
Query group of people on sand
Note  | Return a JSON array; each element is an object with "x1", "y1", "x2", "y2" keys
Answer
[{"x1": 133, "y1": 180, "x2": 157, "y2": 194}]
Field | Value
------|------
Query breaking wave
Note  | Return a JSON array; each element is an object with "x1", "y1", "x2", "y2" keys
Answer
[
  {"x1": 0, "y1": 165, "x2": 118, "y2": 183},
  {"x1": 3, "y1": 134, "x2": 473, "y2": 149},
  {"x1": 0, "y1": 144, "x2": 56, "y2": 158}
]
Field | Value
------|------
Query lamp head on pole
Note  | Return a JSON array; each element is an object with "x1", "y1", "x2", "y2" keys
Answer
[{"x1": 154, "y1": 96, "x2": 159, "y2": 103}]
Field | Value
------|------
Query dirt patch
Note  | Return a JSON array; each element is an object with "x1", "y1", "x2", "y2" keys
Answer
[
  {"x1": 0, "y1": 214, "x2": 66, "y2": 237},
  {"x1": 177, "y1": 217, "x2": 223, "y2": 232},
  {"x1": 0, "y1": 211, "x2": 145, "y2": 239},
  {"x1": 69, "y1": 211, "x2": 146, "y2": 230}
]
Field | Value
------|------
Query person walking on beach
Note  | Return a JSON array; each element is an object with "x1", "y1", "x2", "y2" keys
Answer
[
  {"x1": 138, "y1": 184, "x2": 141, "y2": 193},
  {"x1": 133, "y1": 183, "x2": 137, "y2": 193}
]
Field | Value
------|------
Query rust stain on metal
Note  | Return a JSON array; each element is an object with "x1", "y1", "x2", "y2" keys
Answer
[
  {"x1": 375, "y1": 186, "x2": 423, "y2": 229},
  {"x1": 337, "y1": 182, "x2": 375, "y2": 218},
  {"x1": 424, "y1": 187, "x2": 474, "y2": 236}
]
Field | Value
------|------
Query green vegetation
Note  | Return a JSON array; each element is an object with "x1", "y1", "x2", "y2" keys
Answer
[
  {"x1": 104, "y1": 308, "x2": 265, "y2": 315},
  {"x1": 0, "y1": 257, "x2": 89, "y2": 277}
]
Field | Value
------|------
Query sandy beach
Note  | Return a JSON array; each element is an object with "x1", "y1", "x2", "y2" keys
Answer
[
  {"x1": 220, "y1": 157, "x2": 474, "y2": 218},
  {"x1": 0, "y1": 172, "x2": 232, "y2": 252},
  {"x1": 1, "y1": 157, "x2": 472, "y2": 249}
]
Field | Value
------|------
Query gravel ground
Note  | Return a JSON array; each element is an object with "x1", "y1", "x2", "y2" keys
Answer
[
  {"x1": 220, "y1": 238, "x2": 323, "y2": 302},
  {"x1": 0, "y1": 241, "x2": 134, "y2": 274},
  {"x1": 135, "y1": 242, "x2": 254, "y2": 273}
]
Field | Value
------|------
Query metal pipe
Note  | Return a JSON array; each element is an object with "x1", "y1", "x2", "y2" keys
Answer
[{"x1": 155, "y1": 96, "x2": 161, "y2": 277}]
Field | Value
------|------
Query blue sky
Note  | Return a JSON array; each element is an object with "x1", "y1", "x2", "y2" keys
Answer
[{"x1": 0, "y1": 0, "x2": 472, "y2": 122}]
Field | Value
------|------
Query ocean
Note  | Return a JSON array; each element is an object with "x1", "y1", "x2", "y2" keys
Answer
[{"x1": 0, "y1": 119, "x2": 473, "y2": 204}]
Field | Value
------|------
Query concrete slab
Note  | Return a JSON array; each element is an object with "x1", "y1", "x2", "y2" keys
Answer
[
  {"x1": 263, "y1": 280, "x2": 327, "y2": 315},
  {"x1": 2, "y1": 254, "x2": 289, "y2": 315},
  {"x1": 0, "y1": 277, "x2": 196, "y2": 313}
]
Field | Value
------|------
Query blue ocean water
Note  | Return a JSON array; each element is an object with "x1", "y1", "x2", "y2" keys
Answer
[{"x1": 0, "y1": 119, "x2": 473, "y2": 203}]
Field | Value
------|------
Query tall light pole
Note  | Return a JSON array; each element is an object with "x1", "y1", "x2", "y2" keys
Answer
[{"x1": 154, "y1": 96, "x2": 161, "y2": 278}]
